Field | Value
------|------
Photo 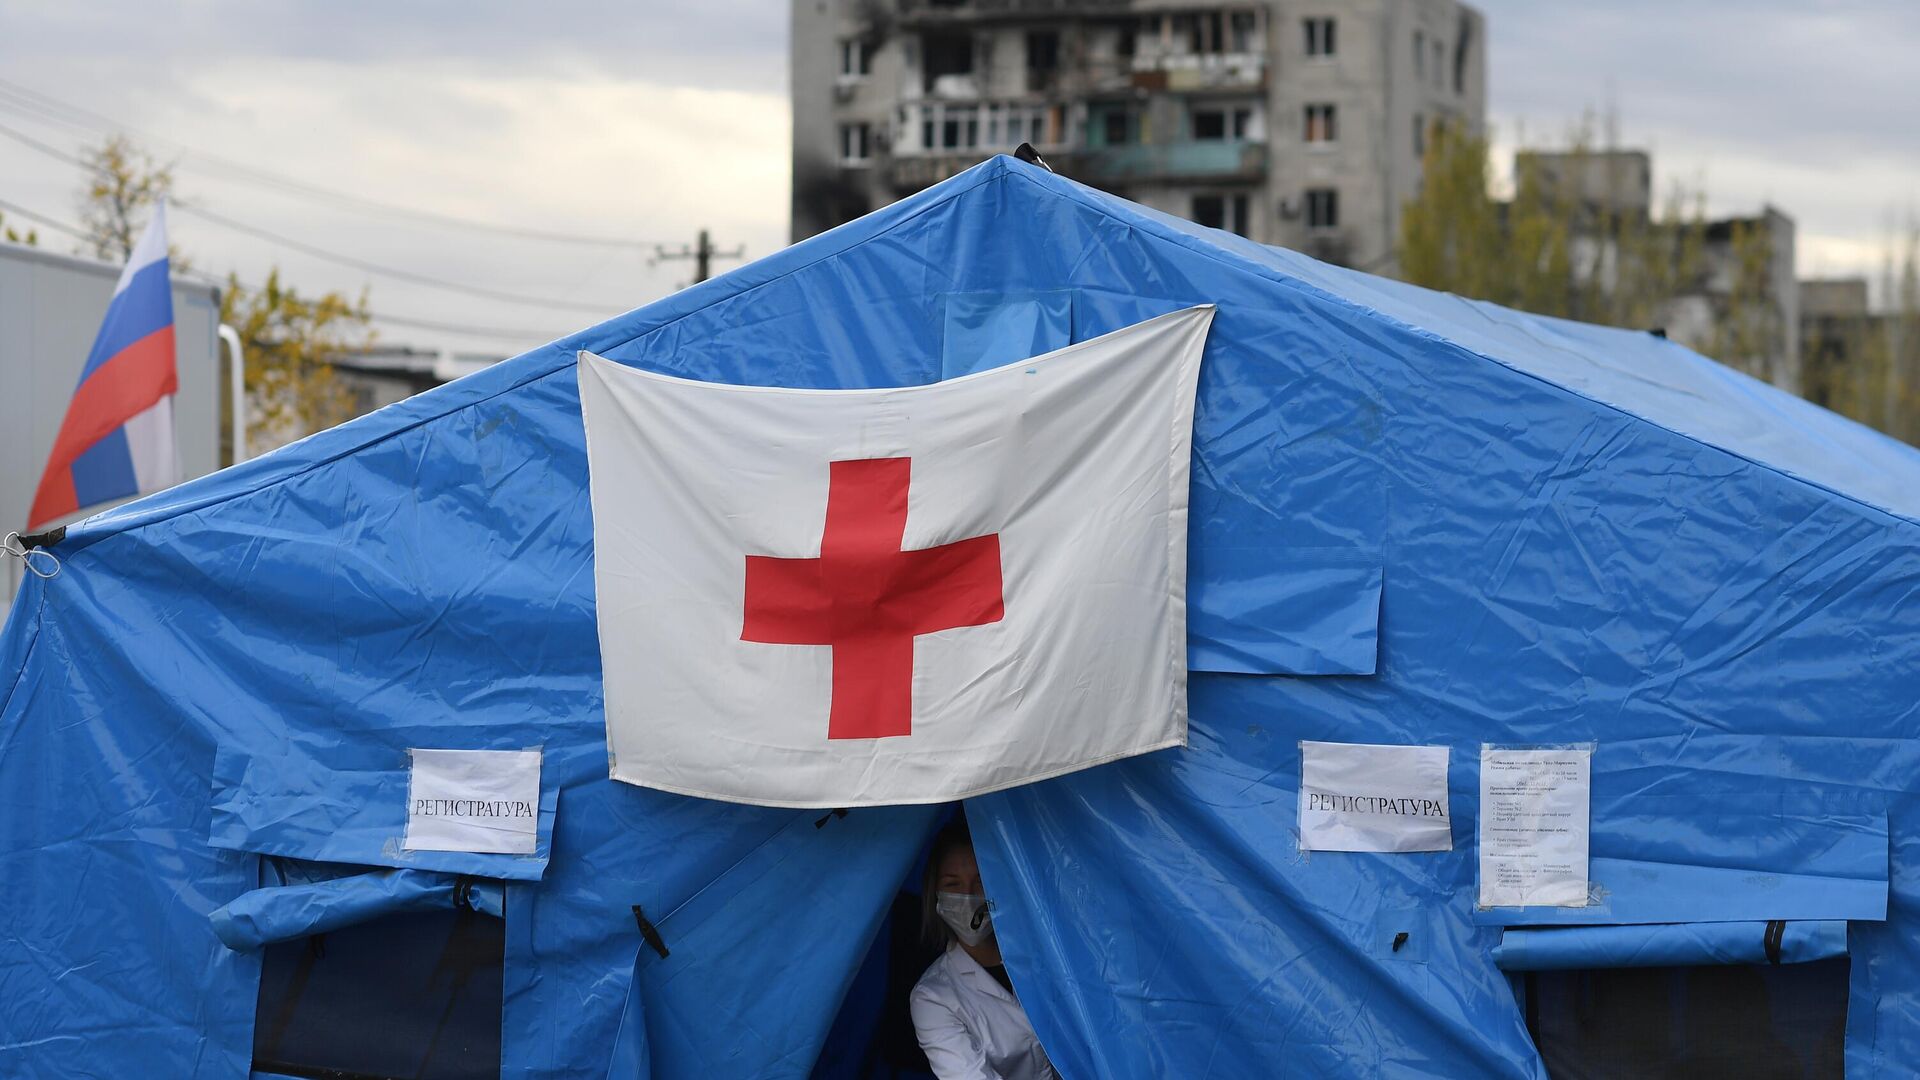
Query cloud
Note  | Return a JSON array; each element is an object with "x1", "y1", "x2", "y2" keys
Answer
[
  {"x1": 1478, "y1": 0, "x2": 1920, "y2": 279},
  {"x1": 0, "y1": 6, "x2": 793, "y2": 353},
  {"x1": 4, "y1": 0, "x2": 1914, "y2": 357}
]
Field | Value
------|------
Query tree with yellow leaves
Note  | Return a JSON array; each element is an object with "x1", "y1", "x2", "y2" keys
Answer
[{"x1": 73, "y1": 135, "x2": 373, "y2": 454}]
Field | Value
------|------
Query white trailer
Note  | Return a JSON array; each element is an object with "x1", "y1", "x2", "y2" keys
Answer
[{"x1": 0, "y1": 241, "x2": 226, "y2": 607}]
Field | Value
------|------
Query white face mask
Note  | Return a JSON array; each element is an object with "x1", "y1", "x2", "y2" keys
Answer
[{"x1": 936, "y1": 891, "x2": 995, "y2": 947}]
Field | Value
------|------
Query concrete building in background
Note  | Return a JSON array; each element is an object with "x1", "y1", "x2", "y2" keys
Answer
[
  {"x1": 792, "y1": 0, "x2": 1487, "y2": 271},
  {"x1": 1514, "y1": 148, "x2": 1801, "y2": 394},
  {"x1": 0, "y1": 242, "x2": 224, "y2": 607}
]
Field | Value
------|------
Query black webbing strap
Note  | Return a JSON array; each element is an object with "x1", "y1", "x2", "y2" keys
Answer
[
  {"x1": 633, "y1": 905, "x2": 670, "y2": 960},
  {"x1": 1764, "y1": 919, "x2": 1786, "y2": 964},
  {"x1": 16, "y1": 526, "x2": 64, "y2": 550}
]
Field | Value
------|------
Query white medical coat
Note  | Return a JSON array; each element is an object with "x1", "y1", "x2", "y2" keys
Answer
[{"x1": 909, "y1": 943, "x2": 1059, "y2": 1080}]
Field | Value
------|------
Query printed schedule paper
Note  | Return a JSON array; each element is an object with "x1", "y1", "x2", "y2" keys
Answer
[
  {"x1": 1298, "y1": 741, "x2": 1452, "y2": 852},
  {"x1": 1477, "y1": 745, "x2": 1591, "y2": 907},
  {"x1": 404, "y1": 748, "x2": 542, "y2": 855}
]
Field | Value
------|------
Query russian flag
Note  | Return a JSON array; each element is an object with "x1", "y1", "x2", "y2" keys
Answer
[{"x1": 28, "y1": 203, "x2": 180, "y2": 531}]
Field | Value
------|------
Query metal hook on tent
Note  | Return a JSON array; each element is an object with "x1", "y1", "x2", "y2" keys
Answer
[{"x1": 2, "y1": 531, "x2": 61, "y2": 580}]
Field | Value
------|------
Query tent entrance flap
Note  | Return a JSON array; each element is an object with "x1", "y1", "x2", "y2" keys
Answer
[
  {"x1": 1494, "y1": 920, "x2": 1849, "y2": 971},
  {"x1": 208, "y1": 742, "x2": 560, "y2": 882}
]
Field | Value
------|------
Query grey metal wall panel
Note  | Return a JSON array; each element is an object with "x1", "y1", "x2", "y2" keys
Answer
[{"x1": 0, "y1": 243, "x2": 222, "y2": 605}]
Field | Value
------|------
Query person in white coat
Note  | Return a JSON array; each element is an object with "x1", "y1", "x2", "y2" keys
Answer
[{"x1": 909, "y1": 823, "x2": 1059, "y2": 1080}]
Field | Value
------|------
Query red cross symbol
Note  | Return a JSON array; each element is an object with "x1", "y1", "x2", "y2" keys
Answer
[{"x1": 742, "y1": 457, "x2": 1004, "y2": 740}]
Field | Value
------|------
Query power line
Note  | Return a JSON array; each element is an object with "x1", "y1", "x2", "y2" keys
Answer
[
  {"x1": 0, "y1": 116, "x2": 630, "y2": 315},
  {"x1": 0, "y1": 77, "x2": 667, "y2": 248},
  {"x1": 0, "y1": 196, "x2": 558, "y2": 342},
  {"x1": 172, "y1": 200, "x2": 624, "y2": 315},
  {"x1": 0, "y1": 115, "x2": 90, "y2": 169},
  {"x1": 0, "y1": 196, "x2": 95, "y2": 244}
]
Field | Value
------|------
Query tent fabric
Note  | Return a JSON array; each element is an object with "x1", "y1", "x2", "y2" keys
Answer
[
  {"x1": 3, "y1": 155, "x2": 1919, "y2": 1077},
  {"x1": 210, "y1": 866, "x2": 504, "y2": 952},
  {"x1": 1492, "y1": 920, "x2": 1850, "y2": 971},
  {"x1": 210, "y1": 741, "x2": 562, "y2": 881},
  {"x1": 1479, "y1": 793, "x2": 1889, "y2": 927}
]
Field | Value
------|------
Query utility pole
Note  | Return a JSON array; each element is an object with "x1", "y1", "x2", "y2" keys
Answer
[{"x1": 656, "y1": 229, "x2": 744, "y2": 285}]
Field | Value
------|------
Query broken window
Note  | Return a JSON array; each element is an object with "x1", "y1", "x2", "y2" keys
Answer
[
  {"x1": 839, "y1": 39, "x2": 873, "y2": 79},
  {"x1": 922, "y1": 33, "x2": 974, "y2": 92},
  {"x1": 1192, "y1": 194, "x2": 1225, "y2": 230},
  {"x1": 1229, "y1": 10, "x2": 1259, "y2": 52},
  {"x1": 1304, "y1": 17, "x2": 1336, "y2": 57},
  {"x1": 1306, "y1": 188, "x2": 1339, "y2": 229},
  {"x1": 840, "y1": 123, "x2": 872, "y2": 164},
  {"x1": 1194, "y1": 104, "x2": 1255, "y2": 141},
  {"x1": 1026, "y1": 30, "x2": 1059, "y2": 71},
  {"x1": 937, "y1": 106, "x2": 979, "y2": 150},
  {"x1": 1175, "y1": 11, "x2": 1229, "y2": 54},
  {"x1": 1304, "y1": 103, "x2": 1337, "y2": 143},
  {"x1": 1192, "y1": 193, "x2": 1252, "y2": 238},
  {"x1": 1102, "y1": 109, "x2": 1132, "y2": 146},
  {"x1": 1026, "y1": 29, "x2": 1060, "y2": 92}
]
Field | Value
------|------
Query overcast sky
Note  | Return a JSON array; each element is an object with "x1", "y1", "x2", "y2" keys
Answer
[{"x1": 2, "y1": 1, "x2": 1914, "y2": 358}]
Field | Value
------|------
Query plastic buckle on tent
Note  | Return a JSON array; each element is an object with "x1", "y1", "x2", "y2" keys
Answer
[
  {"x1": 1764, "y1": 920, "x2": 1786, "y2": 964},
  {"x1": 632, "y1": 905, "x2": 670, "y2": 960}
]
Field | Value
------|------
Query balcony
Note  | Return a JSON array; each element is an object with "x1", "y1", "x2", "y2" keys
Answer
[
  {"x1": 1126, "y1": 51, "x2": 1266, "y2": 93},
  {"x1": 1068, "y1": 139, "x2": 1266, "y2": 185},
  {"x1": 897, "y1": 0, "x2": 1136, "y2": 27}
]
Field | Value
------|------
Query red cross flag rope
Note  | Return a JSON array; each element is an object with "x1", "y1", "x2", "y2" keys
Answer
[{"x1": 578, "y1": 305, "x2": 1215, "y2": 807}]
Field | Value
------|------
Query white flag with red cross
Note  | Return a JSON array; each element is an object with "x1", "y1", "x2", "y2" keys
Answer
[{"x1": 578, "y1": 305, "x2": 1214, "y2": 808}]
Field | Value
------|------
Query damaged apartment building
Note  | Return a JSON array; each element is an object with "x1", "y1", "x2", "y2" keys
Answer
[{"x1": 791, "y1": 0, "x2": 1487, "y2": 271}]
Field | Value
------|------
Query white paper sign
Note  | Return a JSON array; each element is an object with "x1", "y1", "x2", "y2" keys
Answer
[
  {"x1": 1477, "y1": 746, "x2": 1591, "y2": 907},
  {"x1": 404, "y1": 748, "x2": 542, "y2": 855},
  {"x1": 1298, "y1": 741, "x2": 1452, "y2": 852}
]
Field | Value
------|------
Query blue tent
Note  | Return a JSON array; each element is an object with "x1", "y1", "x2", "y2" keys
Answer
[{"x1": 2, "y1": 155, "x2": 1915, "y2": 1078}]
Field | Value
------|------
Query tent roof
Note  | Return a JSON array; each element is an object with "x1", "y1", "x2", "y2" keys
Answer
[
  {"x1": 1018, "y1": 163, "x2": 1920, "y2": 526},
  {"x1": 71, "y1": 154, "x2": 1920, "y2": 553}
]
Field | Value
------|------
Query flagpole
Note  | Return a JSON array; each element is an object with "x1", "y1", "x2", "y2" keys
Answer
[{"x1": 218, "y1": 324, "x2": 247, "y2": 465}]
